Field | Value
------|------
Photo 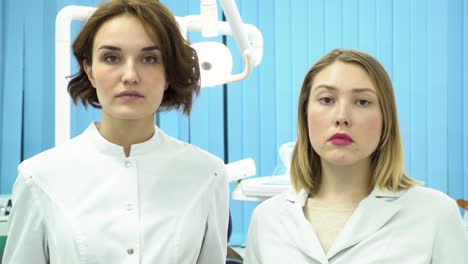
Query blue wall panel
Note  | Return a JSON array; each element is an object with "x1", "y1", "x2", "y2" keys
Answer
[
  {"x1": 409, "y1": 0, "x2": 428, "y2": 182},
  {"x1": 257, "y1": 0, "x2": 276, "y2": 178},
  {"x1": 41, "y1": 0, "x2": 58, "y2": 152},
  {"x1": 0, "y1": 0, "x2": 4, "y2": 183},
  {"x1": 1, "y1": 0, "x2": 468, "y2": 244},
  {"x1": 324, "y1": 0, "x2": 342, "y2": 50},
  {"x1": 393, "y1": 0, "x2": 412, "y2": 173},
  {"x1": 291, "y1": 0, "x2": 309, "y2": 140},
  {"x1": 427, "y1": 0, "x2": 449, "y2": 192},
  {"x1": 307, "y1": 0, "x2": 325, "y2": 71},
  {"x1": 447, "y1": 0, "x2": 464, "y2": 200},
  {"x1": 274, "y1": 0, "x2": 293, "y2": 149},
  {"x1": 23, "y1": 0, "x2": 48, "y2": 160},
  {"x1": 342, "y1": 0, "x2": 359, "y2": 49},
  {"x1": 358, "y1": 0, "x2": 376, "y2": 54},
  {"x1": 1, "y1": 0, "x2": 24, "y2": 194},
  {"x1": 464, "y1": 0, "x2": 468, "y2": 198},
  {"x1": 375, "y1": 0, "x2": 393, "y2": 72}
]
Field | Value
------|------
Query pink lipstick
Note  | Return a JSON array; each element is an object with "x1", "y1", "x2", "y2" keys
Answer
[{"x1": 329, "y1": 133, "x2": 353, "y2": 146}]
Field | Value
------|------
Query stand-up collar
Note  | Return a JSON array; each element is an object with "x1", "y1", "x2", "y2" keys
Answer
[{"x1": 84, "y1": 121, "x2": 161, "y2": 158}]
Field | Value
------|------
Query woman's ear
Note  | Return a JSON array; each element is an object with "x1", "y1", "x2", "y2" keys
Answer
[
  {"x1": 164, "y1": 82, "x2": 169, "y2": 91},
  {"x1": 83, "y1": 60, "x2": 96, "y2": 88}
]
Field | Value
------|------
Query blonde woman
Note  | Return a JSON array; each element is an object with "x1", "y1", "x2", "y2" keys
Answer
[{"x1": 245, "y1": 49, "x2": 467, "y2": 263}]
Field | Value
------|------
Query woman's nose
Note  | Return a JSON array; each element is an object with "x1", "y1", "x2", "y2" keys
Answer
[
  {"x1": 334, "y1": 102, "x2": 351, "y2": 127},
  {"x1": 335, "y1": 119, "x2": 350, "y2": 127},
  {"x1": 121, "y1": 61, "x2": 139, "y2": 85}
]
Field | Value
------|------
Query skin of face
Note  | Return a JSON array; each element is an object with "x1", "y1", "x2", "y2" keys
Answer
[
  {"x1": 307, "y1": 61, "x2": 383, "y2": 168},
  {"x1": 84, "y1": 14, "x2": 167, "y2": 124}
]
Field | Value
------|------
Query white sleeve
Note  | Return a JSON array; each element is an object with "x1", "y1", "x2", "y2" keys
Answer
[
  {"x1": 2, "y1": 169, "x2": 48, "y2": 264},
  {"x1": 431, "y1": 198, "x2": 468, "y2": 263},
  {"x1": 196, "y1": 162, "x2": 229, "y2": 264},
  {"x1": 244, "y1": 207, "x2": 262, "y2": 264}
]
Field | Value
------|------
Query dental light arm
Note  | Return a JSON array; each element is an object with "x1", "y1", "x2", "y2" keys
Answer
[
  {"x1": 220, "y1": 0, "x2": 262, "y2": 68},
  {"x1": 177, "y1": 0, "x2": 263, "y2": 87}
]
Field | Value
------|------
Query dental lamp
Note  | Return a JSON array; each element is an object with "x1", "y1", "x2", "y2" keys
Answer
[{"x1": 177, "y1": 0, "x2": 263, "y2": 88}]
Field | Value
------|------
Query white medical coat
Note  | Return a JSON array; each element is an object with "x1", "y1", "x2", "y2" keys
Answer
[
  {"x1": 245, "y1": 186, "x2": 468, "y2": 263},
  {"x1": 3, "y1": 122, "x2": 229, "y2": 264}
]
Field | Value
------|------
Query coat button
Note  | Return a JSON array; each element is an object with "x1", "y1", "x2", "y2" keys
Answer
[
  {"x1": 127, "y1": 248, "x2": 134, "y2": 255},
  {"x1": 124, "y1": 161, "x2": 131, "y2": 168},
  {"x1": 126, "y1": 203, "x2": 133, "y2": 211}
]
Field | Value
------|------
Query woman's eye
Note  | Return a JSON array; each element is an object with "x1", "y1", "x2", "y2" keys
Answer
[
  {"x1": 319, "y1": 97, "x2": 334, "y2": 104},
  {"x1": 143, "y1": 56, "x2": 158, "y2": 63},
  {"x1": 356, "y1": 99, "x2": 370, "y2": 106},
  {"x1": 104, "y1": 55, "x2": 120, "y2": 63}
]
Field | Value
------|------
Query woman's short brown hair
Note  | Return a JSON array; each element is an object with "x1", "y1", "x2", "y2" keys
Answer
[
  {"x1": 68, "y1": 0, "x2": 200, "y2": 115},
  {"x1": 290, "y1": 49, "x2": 419, "y2": 194}
]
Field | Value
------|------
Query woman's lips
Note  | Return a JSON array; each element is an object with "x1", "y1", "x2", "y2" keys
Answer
[
  {"x1": 329, "y1": 133, "x2": 353, "y2": 146},
  {"x1": 116, "y1": 91, "x2": 144, "y2": 100}
]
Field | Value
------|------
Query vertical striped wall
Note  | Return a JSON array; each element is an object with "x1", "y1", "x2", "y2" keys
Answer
[{"x1": 1, "y1": 0, "x2": 467, "y2": 244}]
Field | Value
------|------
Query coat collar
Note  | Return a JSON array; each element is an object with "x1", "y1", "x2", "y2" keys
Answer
[
  {"x1": 283, "y1": 186, "x2": 405, "y2": 203},
  {"x1": 86, "y1": 121, "x2": 161, "y2": 158},
  {"x1": 280, "y1": 186, "x2": 406, "y2": 261}
]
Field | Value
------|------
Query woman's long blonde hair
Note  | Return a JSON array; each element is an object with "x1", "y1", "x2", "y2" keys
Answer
[{"x1": 290, "y1": 49, "x2": 419, "y2": 194}]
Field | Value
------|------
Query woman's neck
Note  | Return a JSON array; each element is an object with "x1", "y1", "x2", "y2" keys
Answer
[
  {"x1": 313, "y1": 159, "x2": 372, "y2": 204},
  {"x1": 98, "y1": 115, "x2": 155, "y2": 157}
]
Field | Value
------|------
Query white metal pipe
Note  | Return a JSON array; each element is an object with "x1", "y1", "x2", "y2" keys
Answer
[
  {"x1": 200, "y1": 0, "x2": 219, "y2": 37},
  {"x1": 55, "y1": 5, "x2": 95, "y2": 146},
  {"x1": 220, "y1": 0, "x2": 253, "y2": 64}
]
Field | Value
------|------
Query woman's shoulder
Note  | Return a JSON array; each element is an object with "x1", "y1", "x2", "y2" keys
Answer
[
  {"x1": 157, "y1": 129, "x2": 224, "y2": 167},
  {"x1": 404, "y1": 185, "x2": 455, "y2": 205},
  {"x1": 18, "y1": 134, "x2": 88, "y2": 176},
  {"x1": 398, "y1": 186, "x2": 459, "y2": 215},
  {"x1": 253, "y1": 190, "x2": 301, "y2": 218}
]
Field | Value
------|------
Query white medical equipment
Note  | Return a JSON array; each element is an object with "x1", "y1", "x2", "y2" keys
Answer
[
  {"x1": 226, "y1": 158, "x2": 256, "y2": 182},
  {"x1": 233, "y1": 142, "x2": 294, "y2": 201},
  {"x1": 54, "y1": 1, "x2": 262, "y2": 178}
]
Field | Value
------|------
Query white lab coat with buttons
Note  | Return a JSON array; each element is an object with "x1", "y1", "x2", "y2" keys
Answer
[
  {"x1": 245, "y1": 186, "x2": 468, "y2": 264},
  {"x1": 2, "y1": 122, "x2": 229, "y2": 264}
]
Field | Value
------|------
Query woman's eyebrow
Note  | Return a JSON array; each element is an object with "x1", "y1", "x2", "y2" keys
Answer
[
  {"x1": 313, "y1": 84, "x2": 336, "y2": 92},
  {"x1": 352, "y1": 88, "x2": 377, "y2": 95},
  {"x1": 141, "y1": 46, "x2": 160, "y2": 51},
  {"x1": 96, "y1": 45, "x2": 160, "y2": 52},
  {"x1": 313, "y1": 85, "x2": 376, "y2": 95},
  {"x1": 97, "y1": 45, "x2": 120, "y2": 51}
]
